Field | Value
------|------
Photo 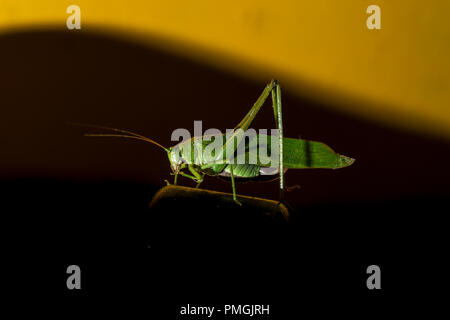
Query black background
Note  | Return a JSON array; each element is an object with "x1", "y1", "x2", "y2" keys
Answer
[{"x1": 2, "y1": 30, "x2": 449, "y2": 316}]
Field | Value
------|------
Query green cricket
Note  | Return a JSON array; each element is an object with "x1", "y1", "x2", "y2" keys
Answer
[{"x1": 79, "y1": 80, "x2": 354, "y2": 205}]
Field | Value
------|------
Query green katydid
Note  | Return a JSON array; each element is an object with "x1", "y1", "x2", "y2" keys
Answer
[{"x1": 78, "y1": 80, "x2": 354, "y2": 205}]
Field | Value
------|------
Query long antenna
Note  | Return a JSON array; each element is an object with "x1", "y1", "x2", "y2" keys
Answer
[{"x1": 69, "y1": 122, "x2": 169, "y2": 152}]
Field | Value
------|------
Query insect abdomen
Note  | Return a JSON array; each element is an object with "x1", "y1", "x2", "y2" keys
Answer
[{"x1": 219, "y1": 164, "x2": 260, "y2": 178}]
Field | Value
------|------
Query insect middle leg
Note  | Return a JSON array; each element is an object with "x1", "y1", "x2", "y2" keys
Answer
[{"x1": 229, "y1": 165, "x2": 242, "y2": 206}]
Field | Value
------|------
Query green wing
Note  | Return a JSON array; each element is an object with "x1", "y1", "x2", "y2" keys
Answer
[
  {"x1": 279, "y1": 136, "x2": 354, "y2": 169},
  {"x1": 197, "y1": 133, "x2": 354, "y2": 169},
  {"x1": 238, "y1": 134, "x2": 354, "y2": 169}
]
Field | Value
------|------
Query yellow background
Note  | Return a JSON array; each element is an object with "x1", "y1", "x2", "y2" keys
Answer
[{"x1": 1, "y1": 0, "x2": 449, "y2": 138}]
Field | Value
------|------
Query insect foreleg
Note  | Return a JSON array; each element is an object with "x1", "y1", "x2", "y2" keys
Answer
[
  {"x1": 195, "y1": 174, "x2": 205, "y2": 189},
  {"x1": 178, "y1": 171, "x2": 199, "y2": 182},
  {"x1": 188, "y1": 165, "x2": 204, "y2": 188},
  {"x1": 173, "y1": 165, "x2": 204, "y2": 188}
]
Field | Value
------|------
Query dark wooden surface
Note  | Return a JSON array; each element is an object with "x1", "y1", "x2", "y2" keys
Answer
[{"x1": 148, "y1": 185, "x2": 290, "y2": 250}]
